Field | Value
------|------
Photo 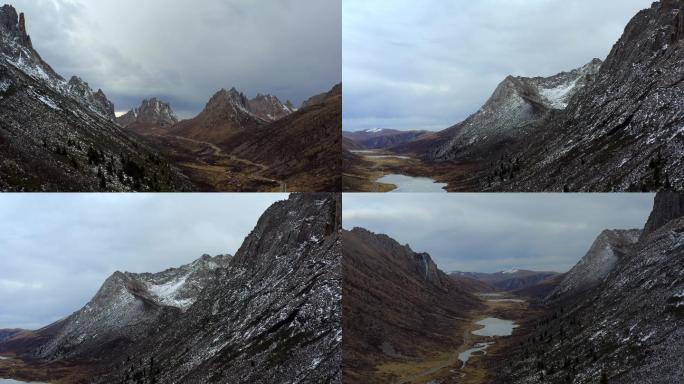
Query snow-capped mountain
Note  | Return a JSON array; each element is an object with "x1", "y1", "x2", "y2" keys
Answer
[
  {"x1": 66, "y1": 76, "x2": 116, "y2": 121},
  {"x1": 30, "y1": 254, "x2": 231, "y2": 361},
  {"x1": 100, "y1": 194, "x2": 341, "y2": 384},
  {"x1": 117, "y1": 97, "x2": 178, "y2": 130},
  {"x1": 430, "y1": 59, "x2": 602, "y2": 161},
  {"x1": 246, "y1": 93, "x2": 296, "y2": 122},
  {"x1": 495, "y1": 1, "x2": 684, "y2": 191}
]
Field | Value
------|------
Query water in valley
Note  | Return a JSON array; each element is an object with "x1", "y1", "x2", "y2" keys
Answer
[
  {"x1": 0, "y1": 380, "x2": 48, "y2": 384},
  {"x1": 377, "y1": 174, "x2": 447, "y2": 192},
  {"x1": 458, "y1": 317, "x2": 518, "y2": 368}
]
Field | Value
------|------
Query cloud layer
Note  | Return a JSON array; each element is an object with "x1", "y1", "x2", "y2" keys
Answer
[
  {"x1": 12, "y1": 0, "x2": 341, "y2": 117},
  {"x1": 343, "y1": 0, "x2": 652, "y2": 131},
  {"x1": 0, "y1": 193, "x2": 286, "y2": 329},
  {"x1": 343, "y1": 193, "x2": 655, "y2": 274}
]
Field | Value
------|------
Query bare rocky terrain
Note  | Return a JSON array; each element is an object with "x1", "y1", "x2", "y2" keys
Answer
[{"x1": 0, "y1": 194, "x2": 342, "y2": 384}]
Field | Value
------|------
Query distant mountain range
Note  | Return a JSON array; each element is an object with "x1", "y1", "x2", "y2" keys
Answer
[
  {"x1": 0, "y1": 4, "x2": 340, "y2": 192},
  {"x1": 0, "y1": 194, "x2": 342, "y2": 384}
]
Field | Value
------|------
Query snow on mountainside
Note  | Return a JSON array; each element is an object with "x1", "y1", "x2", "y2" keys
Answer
[
  {"x1": 0, "y1": 5, "x2": 116, "y2": 121},
  {"x1": 99, "y1": 194, "x2": 342, "y2": 384},
  {"x1": 548, "y1": 229, "x2": 641, "y2": 300},
  {"x1": 497, "y1": 1, "x2": 684, "y2": 191},
  {"x1": 499, "y1": 192, "x2": 684, "y2": 383},
  {"x1": 430, "y1": 59, "x2": 602, "y2": 161},
  {"x1": 31, "y1": 254, "x2": 231, "y2": 361}
]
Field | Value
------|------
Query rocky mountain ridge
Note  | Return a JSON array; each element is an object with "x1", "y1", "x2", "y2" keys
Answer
[
  {"x1": 343, "y1": 128, "x2": 429, "y2": 150},
  {"x1": 0, "y1": 4, "x2": 193, "y2": 191},
  {"x1": 494, "y1": 1, "x2": 684, "y2": 191},
  {"x1": 429, "y1": 59, "x2": 602, "y2": 162},
  {"x1": 117, "y1": 97, "x2": 178, "y2": 129},
  {"x1": 497, "y1": 191, "x2": 684, "y2": 383},
  {"x1": 343, "y1": 227, "x2": 481, "y2": 383}
]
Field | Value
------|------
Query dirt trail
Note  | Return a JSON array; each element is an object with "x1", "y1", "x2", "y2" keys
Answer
[{"x1": 157, "y1": 134, "x2": 287, "y2": 191}]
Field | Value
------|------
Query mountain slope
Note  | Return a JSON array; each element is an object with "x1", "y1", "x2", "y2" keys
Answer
[
  {"x1": 425, "y1": 59, "x2": 601, "y2": 162},
  {"x1": 0, "y1": 255, "x2": 231, "y2": 361},
  {"x1": 548, "y1": 229, "x2": 641, "y2": 300},
  {"x1": 170, "y1": 88, "x2": 265, "y2": 146},
  {"x1": 100, "y1": 194, "x2": 342, "y2": 384},
  {"x1": 247, "y1": 93, "x2": 296, "y2": 122},
  {"x1": 497, "y1": 191, "x2": 684, "y2": 383},
  {"x1": 343, "y1": 228, "x2": 481, "y2": 383},
  {"x1": 499, "y1": 1, "x2": 684, "y2": 191},
  {"x1": 0, "y1": 5, "x2": 193, "y2": 192},
  {"x1": 229, "y1": 84, "x2": 342, "y2": 191}
]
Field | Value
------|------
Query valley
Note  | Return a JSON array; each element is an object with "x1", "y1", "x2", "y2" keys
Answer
[
  {"x1": 343, "y1": 192, "x2": 684, "y2": 383},
  {"x1": 344, "y1": 0, "x2": 684, "y2": 192}
]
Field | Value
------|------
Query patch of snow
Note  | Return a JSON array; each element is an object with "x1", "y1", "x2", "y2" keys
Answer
[
  {"x1": 364, "y1": 128, "x2": 383, "y2": 133},
  {"x1": 540, "y1": 78, "x2": 580, "y2": 109},
  {"x1": 501, "y1": 268, "x2": 519, "y2": 274},
  {"x1": 148, "y1": 274, "x2": 193, "y2": 309},
  {"x1": 37, "y1": 94, "x2": 61, "y2": 110}
]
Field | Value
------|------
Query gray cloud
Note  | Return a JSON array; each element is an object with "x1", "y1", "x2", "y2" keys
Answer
[
  {"x1": 0, "y1": 193, "x2": 286, "y2": 329},
  {"x1": 11, "y1": 0, "x2": 341, "y2": 117},
  {"x1": 343, "y1": 193, "x2": 655, "y2": 274},
  {"x1": 343, "y1": 0, "x2": 653, "y2": 131}
]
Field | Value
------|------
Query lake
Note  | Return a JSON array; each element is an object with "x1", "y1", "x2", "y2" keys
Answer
[
  {"x1": 472, "y1": 317, "x2": 519, "y2": 337},
  {"x1": 377, "y1": 174, "x2": 447, "y2": 192},
  {"x1": 0, "y1": 380, "x2": 48, "y2": 384}
]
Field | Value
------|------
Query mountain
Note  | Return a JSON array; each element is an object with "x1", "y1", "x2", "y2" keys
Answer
[
  {"x1": 452, "y1": 269, "x2": 561, "y2": 292},
  {"x1": 246, "y1": 93, "x2": 296, "y2": 122},
  {"x1": 66, "y1": 76, "x2": 116, "y2": 121},
  {"x1": 511, "y1": 273, "x2": 566, "y2": 300},
  {"x1": 228, "y1": 83, "x2": 342, "y2": 191},
  {"x1": 343, "y1": 227, "x2": 481, "y2": 383},
  {"x1": 0, "y1": 5, "x2": 193, "y2": 192},
  {"x1": 547, "y1": 229, "x2": 641, "y2": 300},
  {"x1": 496, "y1": 191, "x2": 684, "y2": 383},
  {"x1": 0, "y1": 329, "x2": 22, "y2": 342},
  {"x1": 0, "y1": 254, "x2": 232, "y2": 361},
  {"x1": 301, "y1": 83, "x2": 342, "y2": 108},
  {"x1": 117, "y1": 97, "x2": 178, "y2": 133},
  {"x1": 0, "y1": 194, "x2": 342, "y2": 384},
  {"x1": 495, "y1": 1, "x2": 684, "y2": 191},
  {"x1": 428, "y1": 59, "x2": 602, "y2": 162},
  {"x1": 100, "y1": 193, "x2": 342, "y2": 384},
  {"x1": 343, "y1": 128, "x2": 429, "y2": 150},
  {"x1": 170, "y1": 87, "x2": 265, "y2": 146}
]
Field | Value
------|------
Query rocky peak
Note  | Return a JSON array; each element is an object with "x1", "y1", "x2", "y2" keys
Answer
[
  {"x1": 232, "y1": 193, "x2": 340, "y2": 268},
  {"x1": 548, "y1": 228, "x2": 641, "y2": 301},
  {"x1": 117, "y1": 97, "x2": 178, "y2": 128},
  {"x1": 0, "y1": 5, "x2": 30, "y2": 47},
  {"x1": 246, "y1": 92, "x2": 295, "y2": 121},
  {"x1": 641, "y1": 191, "x2": 684, "y2": 240},
  {"x1": 65, "y1": 76, "x2": 116, "y2": 121}
]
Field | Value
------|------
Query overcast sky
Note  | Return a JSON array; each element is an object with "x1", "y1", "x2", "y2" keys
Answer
[
  {"x1": 343, "y1": 0, "x2": 652, "y2": 132},
  {"x1": 11, "y1": 0, "x2": 341, "y2": 117},
  {"x1": 343, "y1": 193, "x2": 655, "y2": 274},
  {"x1": 0, "y1": 193, "x2": 285, "y2": 330}
]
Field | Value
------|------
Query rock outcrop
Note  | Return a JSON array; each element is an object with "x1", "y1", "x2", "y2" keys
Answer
[
  {"x1": 246, "y1": 93, "x2": 296, "y2": 121},
  {"x1": 117, "y1": 97, "x2": 178, "y2": 130}
]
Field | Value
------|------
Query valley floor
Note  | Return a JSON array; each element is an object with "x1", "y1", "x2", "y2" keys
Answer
[
  {"x1": 372, "y1": 293, "x2": 541, "y2": 384},
  {"x1": 136, "y1": 133, "x2": 288, "y2": 192},
  {"x1": 0, "y1": 355, "x2": 95, "y2": 384}
]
